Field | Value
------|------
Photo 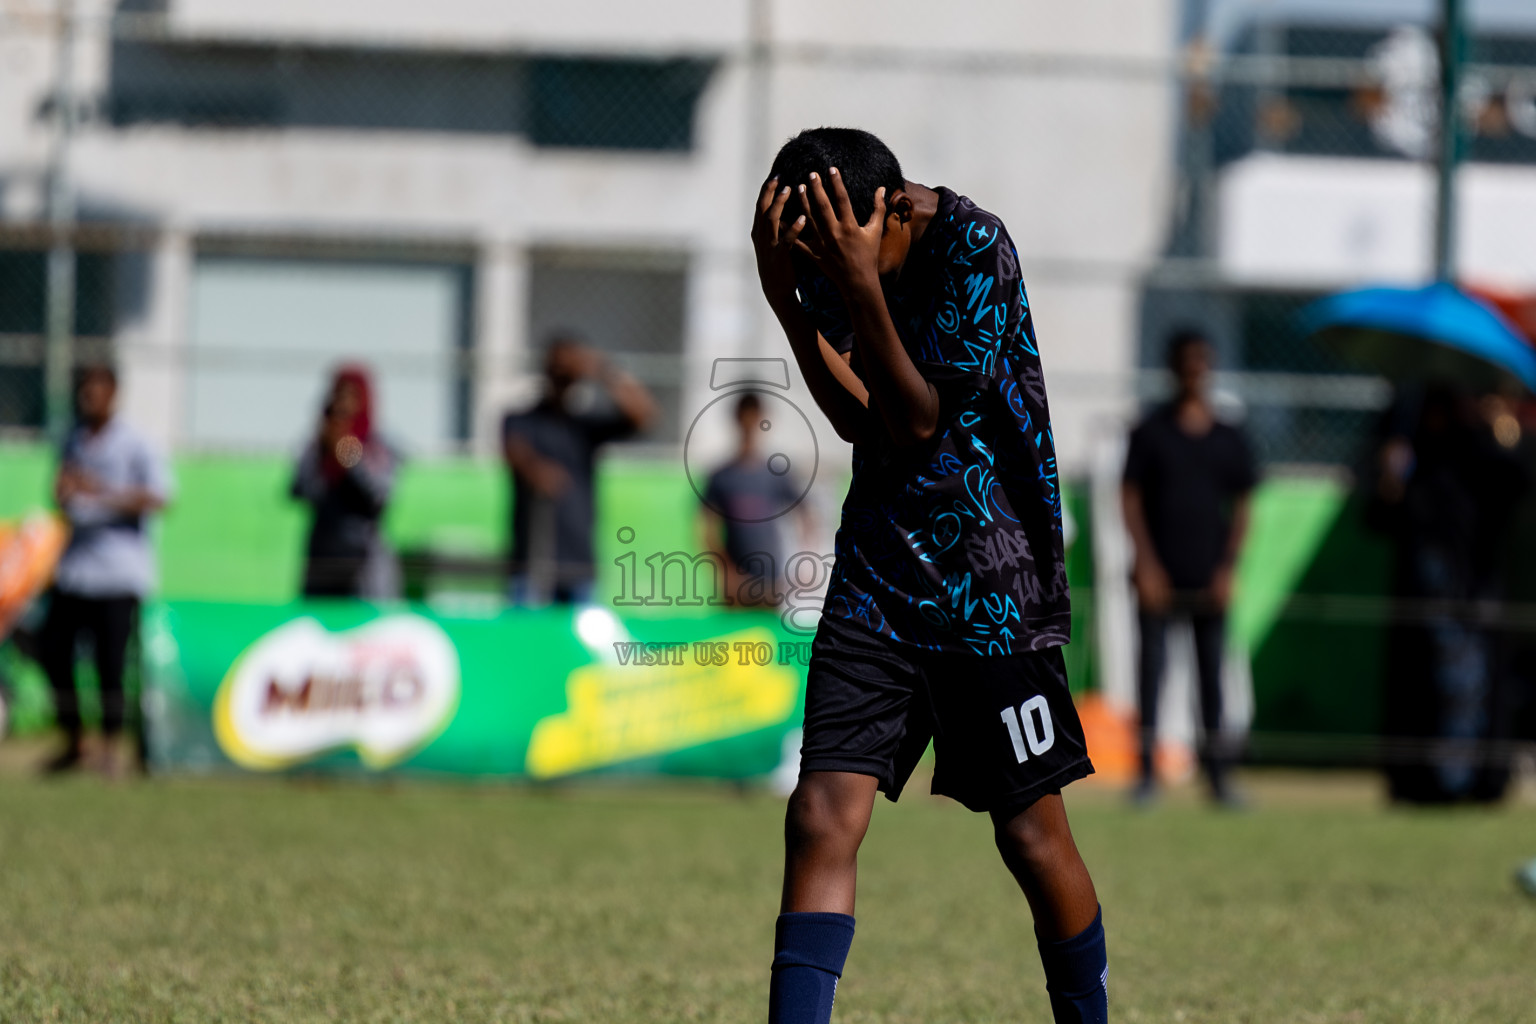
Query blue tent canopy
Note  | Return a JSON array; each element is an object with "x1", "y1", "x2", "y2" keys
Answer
[{"x1": 1303, "y1": 282, "x2": 1536, "y2": 394}]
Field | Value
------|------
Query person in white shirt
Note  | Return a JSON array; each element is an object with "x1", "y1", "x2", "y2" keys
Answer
[{"x1": 40, "y1": 366, "x2": 171, "y2": 776}]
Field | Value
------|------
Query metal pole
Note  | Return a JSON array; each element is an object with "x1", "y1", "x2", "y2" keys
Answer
[
  {"x1": 744, "y1": 0, "x2": 773, "y2": 346},
  {"x1": 1433, "y1": 0, "x2": 1465, "y2": 282},
  {"x1": 44, "y1": 0, "x2": 78, "y2": 441}
]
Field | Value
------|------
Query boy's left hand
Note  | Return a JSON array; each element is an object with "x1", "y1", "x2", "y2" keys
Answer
[{"x1": 797, "y1": 168, "x2": 885, "y2": 296}]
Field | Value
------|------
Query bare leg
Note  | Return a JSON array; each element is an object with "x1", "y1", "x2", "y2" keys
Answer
[
  {"x1": 995, "y1": 793, "x2": 1107, "y2": 1022},
  {"x1": 991, "y1": 793, "x2": 1099, "y2": 941},
  {"x1": 769, "y1": 771, "x2": 877, "y2": 1022},
  {"x1": 780, "y1": 771, "x2": 879, "y2": 914}
]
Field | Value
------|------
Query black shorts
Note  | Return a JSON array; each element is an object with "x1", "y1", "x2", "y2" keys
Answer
[{"x1": 799, "y1": 614, "x2": 1094, "y2": 818}]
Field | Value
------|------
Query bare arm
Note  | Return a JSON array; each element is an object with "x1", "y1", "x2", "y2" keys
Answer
[
  {"x1": 799, "y1": 171, "x2": 939, "y2": 445},
  {"x1": 841, "y1": 279, "x2": 938, "y2": 445},
  {"x1": 752, "y1": 178, "x2": 870, "y2": 443},
  {"x1": 602, "y1": 363, "x2": 658, "y2": 434},
  {"x1": 54, "y1": 465, "x2": 81, "y2": 508},
  {"x1": 699, "y1": 505, "x2": 767, "y2": 607},
  {"x1": 57, "y1": 465, "x2": 167, "y2": 516},
  {"x1": 1122, "y1": 481, "x2": 1172, "y2": 611},
  {"x1": 698, "y1": 506, "x2": 744, "y2": 583},
  {"x1": 795, "y1": 501, "x2": 818, "y2": 552},
  {"x1": 105, "y1": 489, "x2": 166, "y2": 516},
  {"x1": 699, "y1": 506, "x2": 726, "y2": 561},
  {"x1": 1224, "y1": 493, "x2": 1251, "y2": 568},
  {"x1": 1120, "y1": 483, "x2": 1157, "y2": 568},
  {"x1": 503, "y1": 433, "x2": 571, "y2": 499},
  {"x1": 564, "y1": 346, "x2": 658, "y2": 436},
  {"x1": 769, "y1": 295, "x2": 871, "y2": 444},
  {"x1": 1203, "y1": 492, "x2": 1253, "y2": 608}
]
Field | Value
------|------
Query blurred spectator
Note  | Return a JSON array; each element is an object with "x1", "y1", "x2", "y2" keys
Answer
[
  {"x1": 291, "y1": 365, "x2": 400, "y2": 599},
  {"x1": 1122, "y1": 330, "x2": 1257, "y2": 806},
  {"x1": 1495, "y1": 394, "x2": 1536, "y2": 781},
  {"x1": 41, "y1": 366, "x2": 171, "y2": 776},
  {"x1": 503, "y1": 335, "x2": 656, "y2": 606},
  {"x1": 1369, "y1": 384, "x2": 1528, "y2": 803},
  {"x1": 699, "y1": 392, "x2": 811, "y2": 607}
]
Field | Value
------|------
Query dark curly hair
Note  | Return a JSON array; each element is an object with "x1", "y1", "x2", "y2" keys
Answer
[{"x1": 767, "y1": 127, "x2": 905, "y2": 224}]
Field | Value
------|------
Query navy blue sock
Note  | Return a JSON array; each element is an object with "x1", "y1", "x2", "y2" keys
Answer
[
  {"x1": 768, "y1": 912, "x2": 855, "y2": 1024},
  {"x1": 1037, "y1": 906, "x2": 1108, "y2": 1024}
]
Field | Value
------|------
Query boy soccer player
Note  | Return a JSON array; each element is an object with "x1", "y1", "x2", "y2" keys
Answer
[{"x1": 750, "y1": 128, "x2": 1107, "y2": 1023}]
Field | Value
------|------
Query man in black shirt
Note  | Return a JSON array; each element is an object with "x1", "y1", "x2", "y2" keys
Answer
[
  {"x1": 503, "y1": 336, "x2": 656, "y2": 605},
  {"x1": 1122, "y1": 330, "x2": 1257, "y2": 805}
]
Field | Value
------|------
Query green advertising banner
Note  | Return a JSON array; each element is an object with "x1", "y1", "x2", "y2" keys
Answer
[{"x1": 143, "y1": 601, "x2": 811, "y2": 780}]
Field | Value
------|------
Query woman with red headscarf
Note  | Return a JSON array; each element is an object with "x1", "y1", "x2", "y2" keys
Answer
[{"x1": 290, "y1": 365, "x2": 400, "y2": 598}]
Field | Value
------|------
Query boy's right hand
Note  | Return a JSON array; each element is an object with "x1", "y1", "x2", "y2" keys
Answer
[{"x1": 751, "y1": 177, "x2": 807, "y2": 310}]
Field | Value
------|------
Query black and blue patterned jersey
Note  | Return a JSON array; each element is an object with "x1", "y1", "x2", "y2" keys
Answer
[{"x1": 797, "y1": 187, "x2": 1070, "y2": 656}]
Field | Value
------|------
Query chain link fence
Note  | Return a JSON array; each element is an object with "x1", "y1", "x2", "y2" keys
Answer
[
  {"x1": 1147, "y1": 16, "x2": 1536, "y2": 468},
  {"x1": 1, "y1": 5, "x2": 1533, "y2": 462},
  {"x1": 3, "y1": 3, "x2": 1536, "y2": 775},
  {"x1": 0, "y1": 3, "x2": 718, "y2": 456},
  {"x1": 0, "y1": 233, "x2": 118, "y2": 436}
]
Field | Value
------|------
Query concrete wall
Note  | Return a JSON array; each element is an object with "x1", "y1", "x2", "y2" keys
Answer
[
  {"x1": 1219, "y1": 155, "x2": 1536, "y2": 290},
  {"x1": 172, "y1": 0, "x2": 750, "y2": 53},
  {"x1": 0, "y1": 0, "x2": 1180, "y2": 475}
]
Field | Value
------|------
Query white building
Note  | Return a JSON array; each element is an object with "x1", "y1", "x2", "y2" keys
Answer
[
  {"x1": 1128, "y1": 0, "x2": 1536, "y2": 468},
  {"x1": 0, "y1": 0, "x2": 1179, "y2": 475},
  {"x1": 1211, "y1": 0, "x2": 1536, "y2": 292}
]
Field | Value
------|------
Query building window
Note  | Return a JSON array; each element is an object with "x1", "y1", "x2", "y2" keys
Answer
[
  {"x1": 0, "y1": 248, "x2": 115, "y2": 430},
  {"x1": 527, "y1": 58, "x2": 712, "y2": 151},
  {"x1": 107, "y1": 41, "x2": 715, "y2": 151}
]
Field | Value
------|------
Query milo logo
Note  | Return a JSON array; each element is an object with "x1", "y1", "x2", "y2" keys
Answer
[{"x1": 213, "y1": 614, "x2": 460, "y2": 770}]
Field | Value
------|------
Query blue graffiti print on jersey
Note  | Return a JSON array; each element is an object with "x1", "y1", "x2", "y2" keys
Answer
[{"x1": 795, "y1": 187, "x2": 1071, "y2": 656}]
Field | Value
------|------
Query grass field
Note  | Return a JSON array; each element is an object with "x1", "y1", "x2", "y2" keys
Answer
[{"x1": 0, "y1": 764, "x2": 1532, "y2": 1023}]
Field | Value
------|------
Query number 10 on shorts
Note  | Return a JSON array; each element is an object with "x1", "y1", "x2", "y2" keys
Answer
[{"x1": 1000, "y1": 696, "x2": 1055, "y2": 762}]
